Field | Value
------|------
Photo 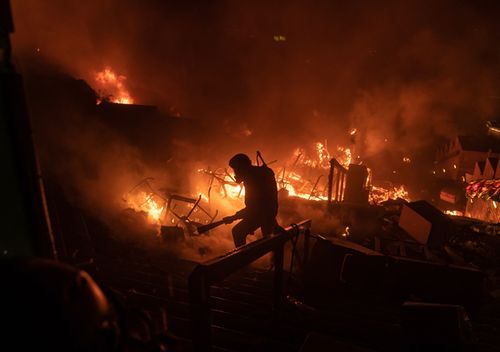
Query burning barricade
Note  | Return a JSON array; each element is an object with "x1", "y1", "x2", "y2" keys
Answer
[
  {"x1": 119, "y1": 141, "x2": 410, "y2": 249},
  {"x1": 123, "y1": 178, "x2": 221, "y2": 241}
]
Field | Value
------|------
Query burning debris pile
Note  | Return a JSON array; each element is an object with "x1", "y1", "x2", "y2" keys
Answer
[
  {"x1": 82, "y1": 66, "x2": 410, "y2": 232},
  {"x1": 276, "y1": 142, "x2": 350, "y2": 201},
  {"x1": 276, "y1": 141, "x2": 409, "y2": 204},
  {"x1": 123, "y1": 178, "x2": 166, "y2": 224},
  {"x1": 94, "y1": 67, "x2": 134, "y2": 105},
  {"x1": 123, "y1": 178, "x2": 219, "y2": 235},
  {"x1": 370, "y1": 184, "x2": 410, "y2": 204},
  {"x1": 118, "y1": 139, "x2": 410, "y2": 248}
]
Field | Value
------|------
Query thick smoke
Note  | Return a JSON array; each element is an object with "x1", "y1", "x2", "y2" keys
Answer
[
  {"x1": 11, "y1": 1, "x2": 500, "y2": 159},
  {"x1": 8, "y1": 1, "x2": 500, "y2": 252}
]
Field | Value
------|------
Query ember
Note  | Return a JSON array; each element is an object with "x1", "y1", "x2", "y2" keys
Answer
[
  {"x1": 445, "y1": 210, "x2": 463, "y2": 216},
  {"x1": 370, "y1": 184, "x2": 410, "y2": 204}
]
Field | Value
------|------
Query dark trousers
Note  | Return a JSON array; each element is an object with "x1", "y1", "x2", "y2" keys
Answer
[{"x1": 232, "y1": 216, "x2": 277, "y2": 247}]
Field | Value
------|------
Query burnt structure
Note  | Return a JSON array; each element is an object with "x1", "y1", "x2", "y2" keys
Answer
[
  {"x1": 343, "y1": 164, "x2": 369, "y2": 204},
  {"x1": 435, "y1": 135, "x2": 500, "y2": 182}
]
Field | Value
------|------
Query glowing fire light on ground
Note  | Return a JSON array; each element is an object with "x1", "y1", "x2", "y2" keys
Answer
[
  {"x1": 444, "y1": 210, "x2": 463, "y2": 216},
  {"x1": 123, "y1": 179, "x2": 166, "y2": 224},
  {"x1": 125, "y1": 191, "x2": 165, "y2": 224},
  {"x1": 94, "y1": 67, "x2": 134, "y2": 104},
  {"x1": 195, "y1": 169, "x2": 245, "y2": 216},
  {"x1": 369, "y1": 185, "x2": 410, "y2": 204},
  {"x1": 291, "y1": 142, "x2": 352, "y2": 170},
  {"x1": 125, "y1": 140, "x2": 412, "y2": 227}
]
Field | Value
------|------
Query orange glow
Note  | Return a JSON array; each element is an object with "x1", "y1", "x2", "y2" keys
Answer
[
  {"x1": 94, "y1": 67, "x2": 134, "y2": 104},
  {"x1": 195, "y1": 169, "x2": 245, "y2": 216},
  {"x1": 126, "y1": 141, "x2": 412, "y2": 228},
  {"x1": 444, "y1": 210, "x2": 463, "y2": 216},
  {"x1": 317, "y1": 142, "x2": 331, "y2": 167},
  {"x1": 125, "y1": 191, "x2": 165, "y2": 224},
  {"x1": 278, "y1": 141, "x2": 408, "y2": 203},
  {"x1": 370, "y1": 184, "x2": 410, "y2": 204},
  {"x1": 336, "y1": 146, "x2": 352, "y2": 168}
]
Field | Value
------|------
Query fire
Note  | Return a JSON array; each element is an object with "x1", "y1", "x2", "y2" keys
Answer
[
  {"x1": 282, "y1": 175, "x2": 329, "y2": 201},
  {"x1": 276, "y1": 141, "x2": 409, "y2": 203},
  {"x1": 336, "y1": 146, "x2": 352, "y2": 168},
  {"x1": 277, "y1": 144, "x2": 332, "y2": 201},
  {"x1": 341, "y1": 226, "x2": 350, "y2": 237},
  {"x1": 123, "y1": 179, "x2": 166, "y2": 224},
  {"x1": 317, "y1": 142, "x2": 331, "y2": 168},
  {"x1": 126, "y1": 140, "x2": 413, "y2": 229},
  {"x1": 125, "y1": 191, "x2": 165, "y2": 224},
  {"x1": 369, "y1": 184, "x2": 410, "y2": 204},
  {"x1": 197, "y1": 168, "x2": 245, "y2": 200},
  {"x1": 445, "y1": 210, "x2": 463, "y2": 216},
  {"x1": 94, "y1": 67, "x2": 134, "y2": 104},
  {"x1": 196, "y1": 168, "x2": 245, "y2": 216}
]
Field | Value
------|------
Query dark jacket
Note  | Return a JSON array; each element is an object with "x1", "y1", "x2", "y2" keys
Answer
[{"x1": 236, "y1": 165, "x2": 278, "y2": 219}]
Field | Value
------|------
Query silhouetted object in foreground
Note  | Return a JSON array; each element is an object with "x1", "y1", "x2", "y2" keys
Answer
[
  {"x1": 399, "y1": 200, "x2": 453, "y2": 249},
  {"x1": 343, "y1": 164, "x2": 369, "y2": 204},
  {"x1": 401, "y1": 302, "x2": 473, "y2": 351},
  {"x1": 0, "y1": 0, "x2": 56, "y2": 259},
  {"x1": 0, "y1": 258, "x2": 182, "y2": 352},
  {"x1": 224, "y1": 153, "x2": 280, "y2": 247},
  {"x1": 0, "y1": 258, "x2": 122, "y2": 352}
]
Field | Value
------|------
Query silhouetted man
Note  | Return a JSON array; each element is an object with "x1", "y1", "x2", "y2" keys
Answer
[{"x1": 223, "y1": 153, "x2": 280, "y2": 247}]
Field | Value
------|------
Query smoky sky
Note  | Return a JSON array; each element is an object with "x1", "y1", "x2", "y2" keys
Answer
[{"x1": 9, "y1": 0, "x2": 500, "y2": 160}]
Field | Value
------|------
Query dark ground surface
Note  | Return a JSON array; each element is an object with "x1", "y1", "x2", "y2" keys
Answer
[{"x1": 45, "y1": 183, "x2": 500, "y2": 351}]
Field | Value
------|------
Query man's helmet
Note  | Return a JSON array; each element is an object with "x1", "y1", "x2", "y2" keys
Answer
[{"x1": 229, "y1": 153, "x2": 251, "y2": 170}]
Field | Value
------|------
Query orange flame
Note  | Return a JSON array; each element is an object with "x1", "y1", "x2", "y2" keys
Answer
[
  {"x1": 369, "y1": 184, "x2": 410, "y2": 203},
  {"x1": 444, "y1": 210, "x2": 463, "y2": 216},
  {"x1": 94, "y1": 67, "x2": 134, "y2": 104},
  {"x1": 195, "y1": 169, "x2": 245, "y2": 216},
  {"x1": 125, "y1": 191, "x2": 164, "y2": 224}
]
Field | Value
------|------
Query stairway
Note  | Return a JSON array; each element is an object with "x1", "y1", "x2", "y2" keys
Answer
[
  {"x1": 92, "y1": 248, "x2": 308, "y2": 351},
  {"x1": 44, "y1": 182, "x2": 500, "y2": 352}
]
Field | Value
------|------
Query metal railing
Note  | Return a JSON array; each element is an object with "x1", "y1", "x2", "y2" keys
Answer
[{"x1": 188, "y1": 219, "x2": 312, "y2": 351}]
